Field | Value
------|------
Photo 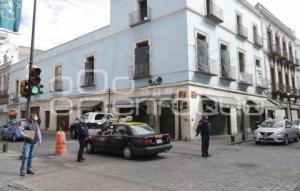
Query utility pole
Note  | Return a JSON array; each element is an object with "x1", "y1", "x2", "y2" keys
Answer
[
  {"x1": 26, "y1": 0, "x2": 37, "y2": 120},
  {"x1": 178, "y1": 100, "x2": 182, "y2": 140},
  {"x1": 108, "y1": 88, "x2": 111, "y2": 113}
]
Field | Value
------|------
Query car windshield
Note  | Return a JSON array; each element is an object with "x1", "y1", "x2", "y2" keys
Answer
[
  {"x1": 130, "y1": 124, "x2": 155, "y2": 135},
  {"x1": 293, "y1": 120, "x2": 300, "y2": 126},
  {"x1": 260, "y1": 121, "x2": 275, "y2": 128},
  {"x1": 261, "y1": 120, "x2": 285, "y2": 128}
]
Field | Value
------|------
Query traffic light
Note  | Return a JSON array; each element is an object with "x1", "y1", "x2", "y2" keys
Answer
[
  {"x1": 29, "y1": 67, "x2": 43, "y2": 95},
  {"x1": 20, "y1": 80, "x2": 29, "y2": 97}
]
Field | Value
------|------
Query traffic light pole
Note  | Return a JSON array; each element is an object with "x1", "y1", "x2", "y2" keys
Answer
[{"x1": 26, "y1": 0, "x2": 37, "y2": 120}]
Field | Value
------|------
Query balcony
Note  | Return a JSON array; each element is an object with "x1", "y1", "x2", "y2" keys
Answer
[
  {"x1": 287, "y1": 54, "x2": 294, "y2": 65},
  {"x1": 129, "y1": 7, "x2": 152, "y2": 27},
  {"x1": 195, "y1": 58, "x2": 218, "y2": 76},
  {"x1": 221, "y1": 65, "x2": 236, "y2": 81},
  {"x1": 279, "y1": 50, "x2": 288, "y2": 61},
  {"x1": 205, "y1": 1, "x2": 224, "y2": 24},
  {"x1": 290, "y1": 88, "x2": 300, "y2": 97},
  {"x1": 256, "y1": 77, "x2": 268, "y2": 89},
  {"x1": 270, "y1": 45, "x2": 281, "y2": 57},
  {"x1": 80, "y1": 73, "x2": 96, "y2": 88},
  {"x1": 296, "y1": 58, "x2": 300, "y2": 67},
  {"x1": 254, "y1": 35, "x2": 263, "y2": 48},
  {"x1": 278, "y1": 84, "x2": 287, "y2": 95},
  {"x1": 237, "y1": 25, "x2": 248, "y2": 40},
  {"x1": 53, "y1": 80, "x2": 63, "y2": 92},
  {"x1": 239, "y1": 72, "x2": 253, "y2": 86}
]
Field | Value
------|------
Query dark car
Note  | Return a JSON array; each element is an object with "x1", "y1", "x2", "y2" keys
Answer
[
  {"x1": 70, "y1": 122, "x2": 107, "y2": 139},
  {"x1": 85, "y1": 122, "x2": 172, "y2": 159},
  {"x1": 2, "y1": 119, "x2": 28, "y2": 142}
]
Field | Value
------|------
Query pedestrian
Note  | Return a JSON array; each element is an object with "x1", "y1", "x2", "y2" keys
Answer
[
  {"x1": 77, "y1": 117, "x2": 89, "y2": 162},
  {"x1": 196, "y1": 114, "x2": 211, "y2": 158},
  {"x1": 20, "y1": 113, "x2": 42, "y2": 176}
]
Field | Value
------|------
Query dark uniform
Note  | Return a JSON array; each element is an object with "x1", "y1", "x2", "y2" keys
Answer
[
  {"x1": 77, "y1": 122, "x2": 89, "y2": 162},
  {"x1": 196, "y1": 118, "x2": 211, "y2": 158}
]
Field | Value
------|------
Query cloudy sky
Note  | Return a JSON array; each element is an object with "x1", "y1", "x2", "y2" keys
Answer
[{"x1": 11, "y1": 0, "x2": 300, "y2": 50}]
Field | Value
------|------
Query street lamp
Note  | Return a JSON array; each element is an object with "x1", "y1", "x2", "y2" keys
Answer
[{"x1": 286, "y1": 92, "x2": 295, "y2": 121}]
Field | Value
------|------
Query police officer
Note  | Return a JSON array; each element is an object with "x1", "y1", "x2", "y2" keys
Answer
[
  {"x1": 196, "y1": 114, "x2": 211, "y2": 158},
  {"x1": 77, "y1": 118, "x2": 89, "y2": 162}
]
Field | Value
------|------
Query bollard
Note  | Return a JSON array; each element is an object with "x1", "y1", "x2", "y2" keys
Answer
[
  {"x1": 55, "y1": 131, "x2": 67, "y2": 156},
  {"x1": 231, "y1": 135, "x2": 235, "y2": 144},
  {"x1": 3, "y1": 143, "x2": 8, "y2": 153},
  {"x1": 242, "y1": 134, "x2": 246, "y2": 141}
]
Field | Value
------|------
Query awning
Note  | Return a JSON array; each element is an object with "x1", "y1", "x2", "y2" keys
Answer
[
  {"x1": 131, "y1": 93, "x2": 175, "y2": 101},
  {"x1": 114, "y1": 100, "x2": 136, "y2": 108},
  {"x1": 202, "y1": 95, "x2": 243, "y2": 108},
  {"x1": 264, "y1": 100, "x2": 280, "y2": 109},
  {"x1": 73, "y1": 101, "x2": 103, "y2": 110},
  {"x1": 7, "y1": 110, "x2": 17, "y2": 116}
]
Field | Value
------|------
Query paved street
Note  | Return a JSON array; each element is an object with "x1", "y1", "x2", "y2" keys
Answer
[{"x1": 0, "y1": 133, "x2": 300, "y2": 191}]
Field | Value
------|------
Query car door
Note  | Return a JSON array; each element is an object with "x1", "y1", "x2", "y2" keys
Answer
[
  {"x1": 285, "y1": 121, "x2": 294, "y2": 139},
  {"x1": 95, "y1": 126, "x2": 113, "y2": 151},
  {"x1": 108, "y1": 125, "x2": 130, "y2": 153}
]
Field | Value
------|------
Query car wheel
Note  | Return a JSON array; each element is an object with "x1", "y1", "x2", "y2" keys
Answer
[
  {"x1": 123, "y1": 146, "x2": 133, "y2": 160},
  {"x1": 152, "y1": 153, "x2": 159, "y2": 157},
  {"x1": 255, "y1": 141, "x2": 261, "y2": 145},
  {"x1": 284, "y1": 135, "x2": 289, "y2": 145},
  {"x1": 295, "y1": 134, "x2": 299, "y2": 142},
  {"x1": 86, "y1": 142, "x2": 95, "y2": 154},
  {"x1": 12, "y1": 134, "x2": 16, "y2": 142}
]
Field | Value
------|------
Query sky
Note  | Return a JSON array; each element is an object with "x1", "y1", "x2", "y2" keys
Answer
[{"x1": 11, "y1": 0, "x2": 300, "y2": 50}]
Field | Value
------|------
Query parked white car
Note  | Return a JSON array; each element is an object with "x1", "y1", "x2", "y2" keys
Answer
[
  {"x1": 81, "y1": 112, "x2": 116, "y2": 124},
  {"x1": 254, "y1": 119, "x2": 299, "y2": 145}
]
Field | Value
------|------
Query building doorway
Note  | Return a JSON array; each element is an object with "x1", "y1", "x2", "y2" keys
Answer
[
  {"x1": 56, "y1": 110, "x2": 69, "y2": 131},
  {"x1": 160, "y1": 107, "x2": 175, "y2": 139}
]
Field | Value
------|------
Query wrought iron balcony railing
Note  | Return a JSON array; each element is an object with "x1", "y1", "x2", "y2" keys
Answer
[
  {"x1": 239, "y1": 72, "x2": 253, "y2": 86},
  {"x1": 80, "y1": 73, "x2": 96, "y2": 88},
  {"x1": 237, "y1": 25, "x2": 248, "y2": 39},
  {"x1": 195, "y1": 58, "x2": 218, "y2": 76},
  {"x1": 129, "y1": 7, "x2": 152, "y2": 27},
  {"x1": 221, "y1": 65, "x2": 236, "y2": 81},
  {"x1": 205, "y1": 1, "x2": 224, "y2": 24},
  {"x1": 270, "y1": 45, "x2": 281, "y2": 57},
  {"x1": 254, "y1": 34, "x2": 263, "y2": 48},
  {"x1": 256, "y1": 77, "x2": 268, "y2": 89}
]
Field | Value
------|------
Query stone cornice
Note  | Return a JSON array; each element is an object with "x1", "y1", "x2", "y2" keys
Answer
[{"x1": 255, "y1": 3, "x2": 296, "y2": 40}]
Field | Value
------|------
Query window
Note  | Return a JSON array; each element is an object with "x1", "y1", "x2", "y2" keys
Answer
[
  {"x1": 134, "y1": 41, "x2": 150, "y2": 79},
  {"x1": 285, "y1": 73, "x2": 289, "y2": 87},
  {"x1": 54, "y1": 65, "x2": 62, "y2": 91},
  {"x1": 95, "y1": 114, "x2": 105, "y2": 120},
  {"x1": 253, "y1": 25, "x2": 257, "y2": 39},
  {"x1": 256, "y1": 59, "x2": 261, "y2": 68},
  {"x1": 196, "y1": 33, "x2": 209, "y2": 71},
  {"x1": 220, "y1": 43, "x2": 233, "y2": 80},
  {"x1": 267, "y1": 30, "x2": 273, "y2": 51},
  {"x1": 139, "y1": 0, "x2": 148, "y2": 20},
  {"x1": 83, "y1": 56, "x2": 95, "y2": 86},
  {"x1": 15, "y1": 80, "x2": 19, "y2": 96},
  {"x1": 113, "y1": 125, "x2": 128, "y2": 136},
  {"x1": 238, "y1": 51, "x2": 245, "y2": 73},
  {"x1": 236, "y1": 14, "x2": 242, "y2": 29}
]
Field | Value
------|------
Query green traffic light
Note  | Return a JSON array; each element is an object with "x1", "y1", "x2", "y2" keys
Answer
[{"x1": 31, "y1": 86, "x2": 39, "y2": 95}]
